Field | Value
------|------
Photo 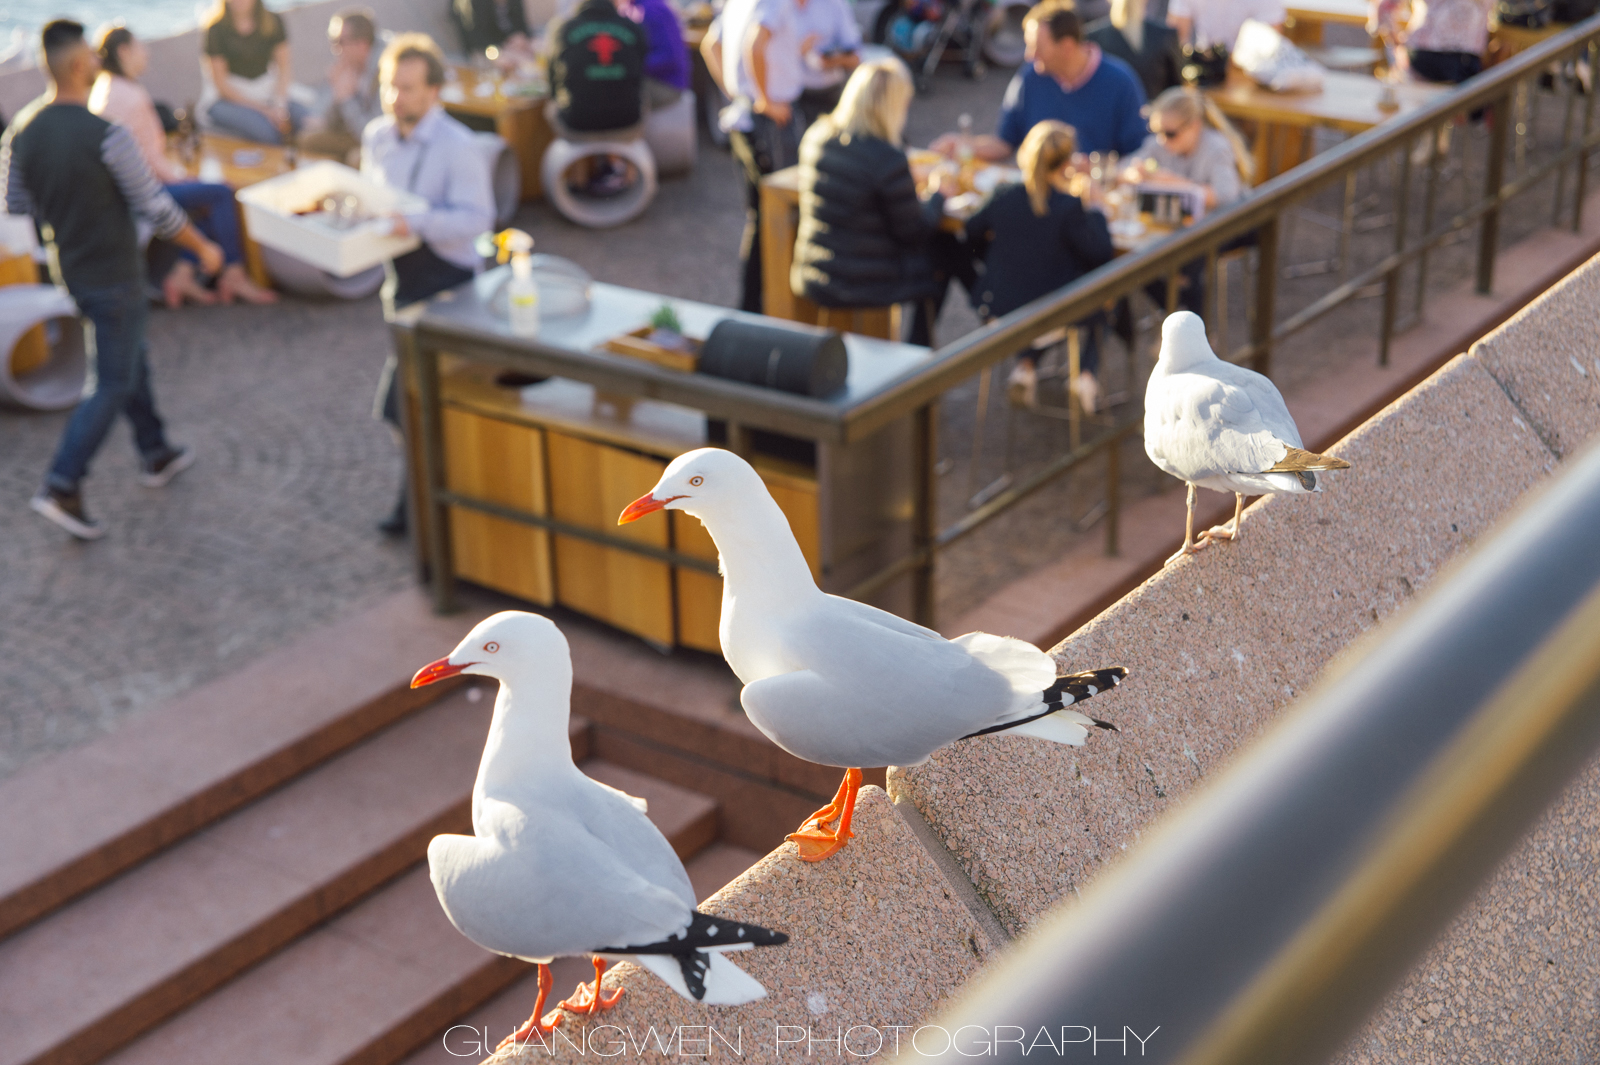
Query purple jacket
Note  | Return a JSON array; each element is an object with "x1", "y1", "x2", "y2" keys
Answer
[{"x1": 621, "y1": 0, "x2": 691, "y2": 90}]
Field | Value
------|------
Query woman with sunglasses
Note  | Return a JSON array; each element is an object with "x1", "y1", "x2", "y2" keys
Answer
[{"x1": 1124, "y1": 86, "x2": 1252, "y2": 212}]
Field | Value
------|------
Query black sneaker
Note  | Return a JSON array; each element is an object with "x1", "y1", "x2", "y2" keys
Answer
[
  {"x1": 30, "y1": 485, "x2": 105, "y2": 540},
  {"x1": 139, "y1": 445, "x2": 195, "y2": 488}
]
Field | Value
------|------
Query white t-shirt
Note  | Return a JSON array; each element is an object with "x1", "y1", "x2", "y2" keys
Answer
[
  {"x1": 720, "y1": 0, "x2": 805, "y2": 105},
  {"x1": 1169, "y1": 0, "x2": 1287, "y2": 49},
  {"x1": 794, "y1": 0, "x2": 863, "y2": 90}
]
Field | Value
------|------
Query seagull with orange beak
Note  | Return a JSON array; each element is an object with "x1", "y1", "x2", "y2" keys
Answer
[
  {"x1": 619, "y1": 448, "x2": 1127, "y2": 862},
  {"x1": 412, "y1": 611, "x2": 788, "y2": 1051}
]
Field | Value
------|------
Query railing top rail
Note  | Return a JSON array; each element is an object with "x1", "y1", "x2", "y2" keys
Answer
[{"x1": 909, "y1": 439, "x2": 1600, "y2": 1065}]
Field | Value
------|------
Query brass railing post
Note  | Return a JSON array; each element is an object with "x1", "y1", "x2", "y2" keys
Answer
[
  {"x1": 911, "y1": 401, "x2": 937, "y2": 628},
  {"x1": 1250, "y1": 217, "x2": 1278, "y2": 378},
  {"x1": 1477, "y1": 89, "x2": 1512, "y2": 295},
  {"x1": 1380, "y1": 139, "x2": 1414, "y2": 367}
]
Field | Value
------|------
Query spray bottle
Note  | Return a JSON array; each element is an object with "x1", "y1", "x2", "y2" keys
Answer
[{"x1": 495, "y1": 229, "x2": 539, "y2": 336}]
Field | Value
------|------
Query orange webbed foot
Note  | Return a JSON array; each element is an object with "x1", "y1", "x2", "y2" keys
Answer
[
  {"x1": 786, "y1": 768, "x2": 862, "y2": 862},
  {"x1": 497, "y1": 964, "x2": 562, "y2": 1051},
  {"x1": 557, "y1": 957, "x2": 626, "y2": 1015}
]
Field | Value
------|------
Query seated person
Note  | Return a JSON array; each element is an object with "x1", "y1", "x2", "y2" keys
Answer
[
  {"x1": 1168, "y1": 0, "x2": 1284, "y2": 48},
  {"x1": 200, "y1": 0, "x2": 310, "y2": 145},
  {"x1": 620, "y1": 0, "x2": 692, "y2": 111},
  {"x1": 932, "y1": 0, "x2": 1146, "y2": 162},
  {"x1": 1122, "y1": 86, "x2": 1252, "y2": 315},
  {"x1": 1125, "y1": 86, "x2": 1251, "y2": 212},
  {"x1": 791, "y1": 58, "x2": 954, "y2": 345},
  {"x1": 451, "y1": 0, "x2": 536, "y2": 63},
  {"x1": 1087, "y1": 0, "x2": 1183, "y2": 101},
  {"x1": 795, "y1": 0, "x2": 862, "y2": 125},
  {"x1": 1370, "y1": 0, "x2": 1489, "y2": 85},
  {"x1": 547, "y1": 0, "x2": 646, "y2": 133},
  {"x1": 963, "y1": 120, "x2": 1113, "y2": 410},
  {"x1": 298, "y1": 8, "x2": 381, "y2": 162},
  {"x1": 90, "y1": 25, "x2": 277, "y2": 306}
]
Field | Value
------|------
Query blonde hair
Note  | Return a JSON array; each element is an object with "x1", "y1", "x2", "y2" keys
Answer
[
  {"x1": 1110, "y1": 0, "x2": 1146, "y2": 48},
  {"x1": 822, "y1": 57, "x2": 914, "y2": 146},
  {"x1": 1149, "y1": 86, "x2": 1255, "y2": 186},
  {"x1": 1017, "y1": 119, "x2": 1077, "y2": 216}
]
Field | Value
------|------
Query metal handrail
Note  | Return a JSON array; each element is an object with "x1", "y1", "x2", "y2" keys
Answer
[{"x1": 910, "y1": 439, "x2": 1600, "y2": 1065}]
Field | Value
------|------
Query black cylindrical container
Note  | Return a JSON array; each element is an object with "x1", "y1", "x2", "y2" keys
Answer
[{"x1": 698, "y1": 319, "x2": 849, "y2": 398}]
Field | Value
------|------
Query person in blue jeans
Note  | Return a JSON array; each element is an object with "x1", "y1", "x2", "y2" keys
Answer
[
  {"x1": 2, "y1": 19, "x2": 225, "y2": 540},
  {"x1": 91, "y1": 25, "x2": 278, "y2": 305}
]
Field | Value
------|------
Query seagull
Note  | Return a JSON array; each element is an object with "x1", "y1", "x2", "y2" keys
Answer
[
  {"x1": 618, "y1": 450, "x2": 1127, "y2": 862},
  {"x1": 1145, "y1": 311, "x2": 1352, "y2": 564},
  {"x1": 411, "y1": 611, "x2": 788, "y2": 1051}
]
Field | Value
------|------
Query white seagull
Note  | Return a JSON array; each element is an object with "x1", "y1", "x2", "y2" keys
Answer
[
  {"x1": 411, "y1": 611, "x2": 787, "y2": 1051},
  {"x1": 618, "y1": 451, "x2": 1126, "y2": 862},
  {"x1": 1145, "y1": 311, "x2": 1352, "y2": 564}
]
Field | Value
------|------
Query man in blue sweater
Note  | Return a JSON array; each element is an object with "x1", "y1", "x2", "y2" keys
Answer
[{"x1": 933, "y1": 0, "x2": 1146, "y2": 160}]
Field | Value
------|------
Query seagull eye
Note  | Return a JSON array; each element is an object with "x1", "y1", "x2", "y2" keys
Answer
[
  {"x1": 689, "y1": 476, "x2": 703, "y2": 487},
  {"x1": 483, "y1": 641, "x2": 499, "y2": 653}
]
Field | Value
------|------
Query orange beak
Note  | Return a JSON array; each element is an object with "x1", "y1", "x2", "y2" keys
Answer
[
  {"x1": 617, "y1": 493, "x2": 683, "y2": 525},
  {"x1": 411, "y1": 656, "x2": 472, "y2": 688}
]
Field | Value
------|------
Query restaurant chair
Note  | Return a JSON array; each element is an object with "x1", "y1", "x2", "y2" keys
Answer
[
  {"x1": 643, "y1": 92, "x2": 697, "y2": 177},
  {"x1": 473, "y1": 132, "x2": 523, "y2": 229},
  {"x1": 541, "y1": 109, "x2": 659, "y2": 229},
  {"x1": 0, "y1": 284, "x2": 86, "y2": 412}
]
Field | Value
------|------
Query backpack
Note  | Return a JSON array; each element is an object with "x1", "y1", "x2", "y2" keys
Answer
[{"x1": 551, "y1": 0, "x2": 646, "y2": 132}]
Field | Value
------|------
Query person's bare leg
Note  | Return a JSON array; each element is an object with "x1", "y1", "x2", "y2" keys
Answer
[{"x1": 218, "y1": 263, "x2": 279, "y2": 305}]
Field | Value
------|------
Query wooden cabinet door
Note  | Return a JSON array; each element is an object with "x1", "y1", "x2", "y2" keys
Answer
[
  {"x1": 442, "y1": 407, "x2": 555, "y2": 605},
  {"x1": 546, "y1": 432, "x2": 674, "y2": 647}
]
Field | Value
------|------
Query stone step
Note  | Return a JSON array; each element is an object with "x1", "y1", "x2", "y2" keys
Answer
[
  {"x1": 394, "y1": 843, "x2": 764, "y2": 1065},
  {"x1": 0, "y1": 686, "x2": 587, "y2": 1065},
  {"x1": 90, "y1": 803, "x2": 740, "y2": 1065},
  {"x1": 0, "y1": 590, "x2": 496, "y2": 941}
]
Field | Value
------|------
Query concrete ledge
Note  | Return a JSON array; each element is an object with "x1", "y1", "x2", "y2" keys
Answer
[
  {"x1": 497, "y1": 787, "x2": 993, "y2": 1062},
  {"x1": 893, "y1": 351, "x2": 1559, "y2": 933}
]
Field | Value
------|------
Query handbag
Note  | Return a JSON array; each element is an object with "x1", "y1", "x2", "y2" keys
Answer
[
  {"x1": 1181, "y1": 44, "x2": 1229, "y2": 87},
  {"x1": 1496, "y1": 0, "x2": 1554, "y2": 27}
]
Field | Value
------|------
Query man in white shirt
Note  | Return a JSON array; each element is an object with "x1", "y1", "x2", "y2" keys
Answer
[
  {"x1": 1167, "y1": 0, "x2": 1284, "y2": 49},
  {"x1": 794, "y1": 0, "x2": 861, "y2": 124},
  {"x1": 362, "y1": 32, "x2": 495, "y2": 534},
  {"x1": 702, "y1": 0, "x2": 806, "y2": 312}
]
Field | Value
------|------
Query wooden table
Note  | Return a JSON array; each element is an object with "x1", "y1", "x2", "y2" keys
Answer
[
  {"x1": 440, "y1": 65, "x2": 553, "y2": 201},
  {"x1": 759, "y1": 157, "x2": 1018, "y2": 329},
  {"x1": 1208, "y1": 67, "x2": 1450, "y2": 179},
  {"x1": 1489, "y1": 20, "x2": 1572, "y2": 64}
]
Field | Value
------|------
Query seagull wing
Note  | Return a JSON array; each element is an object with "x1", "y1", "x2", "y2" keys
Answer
[
  {"x1": 1147, "y1": 365, "x2": 1300, "y2": 481},
  {"x1": 739, "y1": 604, "x2": 1020, "y2": 768}
]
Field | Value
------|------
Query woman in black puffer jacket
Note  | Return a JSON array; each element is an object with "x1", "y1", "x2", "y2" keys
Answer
[{"x1": 790, "y1": 58, "x2": 951, "y2": 343}]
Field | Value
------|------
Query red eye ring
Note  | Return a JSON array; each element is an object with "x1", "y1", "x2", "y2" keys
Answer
[{"x1": 484, "y1": 641, "x2": 499, "y2": 653}]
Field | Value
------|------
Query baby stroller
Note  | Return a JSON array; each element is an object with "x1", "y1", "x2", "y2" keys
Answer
[{"x1": 883, "y1": 0, "x2": 1026, "y2": 87}]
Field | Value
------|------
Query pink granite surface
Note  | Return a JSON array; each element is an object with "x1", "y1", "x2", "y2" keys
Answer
[
  {"x1": 493, "y1": 788, "x2": 992, "y2": 1064},
  {"x1": 892, "y1": 353, "x2": 1560, "y2": 934}
]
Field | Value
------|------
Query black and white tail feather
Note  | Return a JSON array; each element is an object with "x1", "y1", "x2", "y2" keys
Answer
[
  {"x1": 602, "y1": 911, "x2": 788, "y2": 1004},
  {"x1": 963, "y1": 667, "x2": 1127, "y2": 740},
  {"x1": 951, "y1": 631, "x2": 1127, "y2": 746}
]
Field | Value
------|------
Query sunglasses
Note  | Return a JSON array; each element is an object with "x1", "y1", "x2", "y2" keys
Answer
[{"x1": 1154, "y1": 124, "x2": 1189, "y2": 140}]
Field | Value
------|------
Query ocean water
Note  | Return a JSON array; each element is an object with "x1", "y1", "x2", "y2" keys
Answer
[{"x1": 0, "y1": 0, "x2": 323, "y2": 61}]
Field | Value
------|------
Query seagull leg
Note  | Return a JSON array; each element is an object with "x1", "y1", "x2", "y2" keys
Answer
[
  {"x1": 497, "y1": 963, "x2": 561, "y2": 1052},
  {"x1": 1165, "y1": 483, "x2": 1212, "y2": 565},
  {"x1": 1203, "y1": 492, "x2": 1245, "y2": 544},
  {"x1": 557, "y1": 957, "x2": 626, "y2": 1015},
  {"x1": 787, "y1": 767, "x2": 862, "y2": 862}
]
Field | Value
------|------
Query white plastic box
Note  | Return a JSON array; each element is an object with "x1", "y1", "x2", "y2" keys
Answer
[{"x1": 236, "y1": 161, "x2": 427, "y2": 277}]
